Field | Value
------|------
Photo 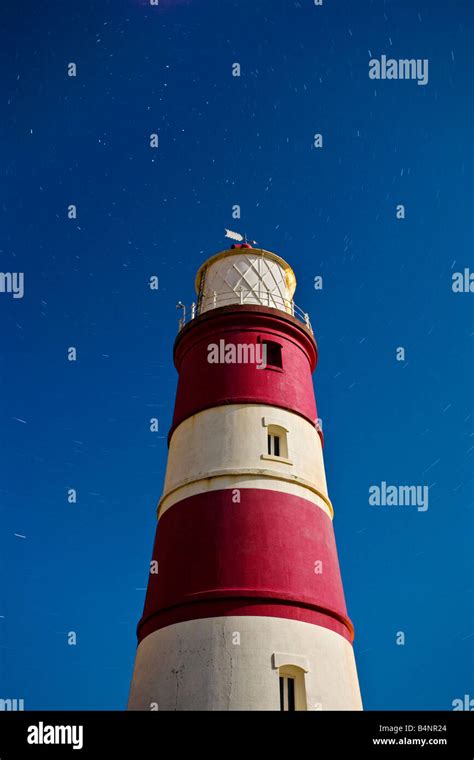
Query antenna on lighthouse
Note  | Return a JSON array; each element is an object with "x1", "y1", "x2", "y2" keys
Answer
[
  {"x1": 176, "y1": 300, "x2": 186, "y2": 330},
  {"x1": 224, "y1": 229, "x2": 257, "y2": 246}
]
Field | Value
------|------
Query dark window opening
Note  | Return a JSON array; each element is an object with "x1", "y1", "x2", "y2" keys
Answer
[
  {"x1": 287, "y1": 678, "x2": 295, "y2": 711},
  {"x1": 263, "y1": 341, "x2": 282, "y2": 369},
  {"x1": 280, "y1": 676, "x2": 296, "y2": 711},
  {"x1": 268, "y1": 434, "x2": 281, "y2": 457}
]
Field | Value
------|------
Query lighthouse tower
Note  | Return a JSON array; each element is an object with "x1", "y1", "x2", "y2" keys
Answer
[{"x1": 128, "y1": 245, "x2": 362, "y2": 711}]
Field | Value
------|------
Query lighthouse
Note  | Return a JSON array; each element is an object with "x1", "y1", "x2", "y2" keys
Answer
[{"x1": 128, "y1": 244, "x2": 363, "y2": 711}]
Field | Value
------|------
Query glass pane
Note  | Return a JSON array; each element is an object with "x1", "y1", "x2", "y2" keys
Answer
[
  {"x1": 265, "y1": 341, "x2": 282, "y2": 368},
  {"x1": 274, "y1": 436, "x2": 280, "y2": 457},
  {"x1": 287, "y1": 677, "x2": 295, "y2": 711},
  {"x1": 279, "y1": 676, "x2": 285, "y2": 711}
]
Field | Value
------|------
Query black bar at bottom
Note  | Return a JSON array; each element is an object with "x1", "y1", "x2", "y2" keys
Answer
[{"x1": 0, "y1": 711, "x2": 471, "y2": 757}]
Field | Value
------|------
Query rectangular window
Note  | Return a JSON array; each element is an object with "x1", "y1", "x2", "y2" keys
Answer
[
  {"x1": 287, "y1": 678, "x2": 295, "y2": 711},
  {"x1": 262, "y1": 341, "x2": 282, "y2": 369},
  {"x1": 268, "y1": 434, "x2": 281, "y2": 457},
  {"x1": 279, "y1": 675, "x2": 296, "y2": 711}
]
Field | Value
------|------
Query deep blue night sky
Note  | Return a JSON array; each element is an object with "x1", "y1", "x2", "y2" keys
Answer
[{"x1": 1, "y1": 0, "x2": 472, "y2": 710}]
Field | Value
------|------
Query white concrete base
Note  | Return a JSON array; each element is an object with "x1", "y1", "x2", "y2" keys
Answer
[{"x1": 127, "y1": 616, "x2": 362, "y2": 711}]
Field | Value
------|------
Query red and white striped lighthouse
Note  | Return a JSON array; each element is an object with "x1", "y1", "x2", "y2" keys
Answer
[{"x1": 128, "y1": 245, "x2": 362, "y2": 711}]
